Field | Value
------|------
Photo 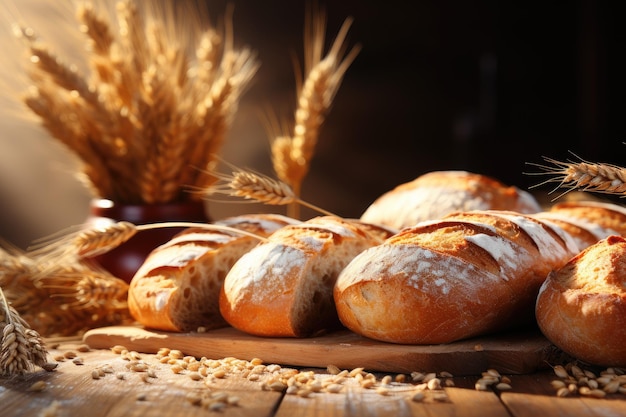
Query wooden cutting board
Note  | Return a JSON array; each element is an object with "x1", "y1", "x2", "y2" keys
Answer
[{"x1": 83, "y1": 326, "x2": 559, "y2": 376}]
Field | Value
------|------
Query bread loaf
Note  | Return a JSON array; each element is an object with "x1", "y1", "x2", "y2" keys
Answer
[
  {"x1": 128, "y1": 213, "x2": 299, "y2": 332},
  {"x1": 536, "y1": 235, "x2": 626, "y2": 367},
  {"x1": 334, "y1": 210, "x2": 579, "y2": 344},
  {"x1": 360, "y1": 171, "x2": 542, "y2": 229},
  {"x1": 219, "y1": 216, "x2": 386, "y2": 337},
  {"x1": 548, "y1": 200, "x2": 626, "y2": 236},
  {"x1": 531, "y1": 211, "x2": 617, "y2": 252}
]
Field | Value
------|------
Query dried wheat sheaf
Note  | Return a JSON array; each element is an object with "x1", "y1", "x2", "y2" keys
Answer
[
  {"x1": 16, "y1": 0, "x2": 258, "y2": 204},
  {"x1": 0, "y1": 243, "x2": 132, "y2": 338}
]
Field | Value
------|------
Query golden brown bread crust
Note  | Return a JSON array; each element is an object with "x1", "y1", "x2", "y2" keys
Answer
[
  {"x1": 334, "y1": 210, "x2": 579, "y2": 344},
  {"x1": 219, "y1": 216, "x2": 385, "y2": 338},
  {"x1": 359, "y1": 171, "x2": 542, "y2": 229},
  {"x1": 531, "y1": 211, "x2": 617, "y2": 252},
  {"x1": 127, "y1": 213, "x2": 299, "y2": 332},
  {"x1": 536, "y1": 235, "x2": 626, "y2": 367},
  {"x1": 548, "y1": 200, "x2": 626, "y2": 236}
]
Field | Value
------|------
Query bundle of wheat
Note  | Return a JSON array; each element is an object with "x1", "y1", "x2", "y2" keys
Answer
[
  {"x1": 0, "y1": 244, "x2": 132, "y2": 337},
  {"x1": 16, "y1": 0, "x2": 257, "y2": 204}
]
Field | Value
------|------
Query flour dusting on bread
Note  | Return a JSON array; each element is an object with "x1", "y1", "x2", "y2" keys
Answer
[
  {"x1": 219, "y1": 216, "x2": 384, "y2": 337},
  {"x1": 334, "y1": 211, "x2": 579, "y2": 344}
]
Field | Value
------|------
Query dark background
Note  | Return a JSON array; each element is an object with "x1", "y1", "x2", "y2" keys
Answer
[
  {"x1": 214, "y1": 0, "x2": 626, "y2": 215},
  {"x1": 1, "y1": 0, "x2": 625, "y2": 248}
]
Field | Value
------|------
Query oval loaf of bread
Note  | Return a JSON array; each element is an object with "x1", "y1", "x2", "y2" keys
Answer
[
  {"x1": 219, "y1": 216, "x2": 389, "y2": 338},
  {"x1": 531, "y1": 211, "x2": 618, "y2": 252},
  {"x1": 548, "y1": 200, "x2": 626, "y2": 236},
  {"x1": 536, "y1": 235, "x2": 626, "y2": 367},
  {"x1": 128, "y1": 213, "x2": 300, "y2": 332},
  {"x1": 334, "y1": 210, "x2": 579, "y2": 344},
  {"x1": 360, "y1": 171, "x2": 542, "y2": 229}
]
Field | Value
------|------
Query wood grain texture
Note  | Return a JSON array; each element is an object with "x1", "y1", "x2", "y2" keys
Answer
[
  {"x1": 1, "y1": 343, "x2": 624, "y2": 417},
  {"x1": 83, "y1": 325, "x2": 557, "y2": 376},
  {"x1": 0, "y1": 342, "x2": 282, "y2": 417},
  {"x1": 502, "y1": 391, "x2": 626, "y2": 417}
]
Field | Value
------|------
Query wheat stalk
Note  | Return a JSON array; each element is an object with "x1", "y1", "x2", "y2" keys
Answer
[
  {"x1": 36, "y1": 270, "x2": 129, "y2": 312},
  {"x1": 201, "y1": 163, "x2": 337, "y2": 217},
  {"x1": 16, "y1": 0, "x2": 256, "y2": 204},
  {"x1": 0, "y1": 286, "x2": 49, "y2": 375},
  {"x1": 270, "y1": 7, "x2": 360, "y2": 218},
  {"x1": 27, "y1": 219, "x2": 269, "y2": 270},
  {"x1": 1, "y1": 244, "x2": 133, "y2": 337},
  {"x1": 0, "y1": 247, "x2": 46, "y2": 315},
  {"x1": 527, "y1": 154, "x2": 626, "y2": 200}
]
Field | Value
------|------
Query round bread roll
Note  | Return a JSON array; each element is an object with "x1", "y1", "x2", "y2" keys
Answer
[
  {"x1": 219, "y1": 216, "x2": 385, "y2": 338},
  {"x1": 334, "y1": 210, "x2": 578, "y2": 344},
  {"x1": 360, "y1": 170, "x2": 542, "y2": 230},
  {"x1": 128, "y1": 213, "x2": 299, "y2": 332},
  {"x1": 536, "y1": 235, "x2": 626, "y2": 367}
]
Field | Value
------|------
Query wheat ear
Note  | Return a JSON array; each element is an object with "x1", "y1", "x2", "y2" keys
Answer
[
  {"x1": 201, "y1": 165, "x2": 337, "y2": 217},
  {"x1": 36, "y1": 270, "x2": 129, "y2": 312},
  {"x1": 18, "y1": 1, "x2": 254, "y2": 204},
  {"x1": 271, "y1": 9, "x2": 359, "y2": 218},
  {"x1": 0, "y1": 286, "x2": 49, "y2": 375},
  {"x1": 27, "y1": 220, "x2": 270, "y2": 268},
  {"x1": 526, "y1": 154, "x2": 626, "y2": 199},
  {"x1": 2, "y1": 244, "x2": 133, "y2": 337}
]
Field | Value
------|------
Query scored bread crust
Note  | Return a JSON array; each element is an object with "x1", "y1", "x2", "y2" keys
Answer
[
  {"x1": 127, "y1": 213, "x2": 300, "y2": 332},
  {"x1": 548, "y1": 200, "x2": 626, "y2": 236},
  {"x1": 531, "y1": 211, "x2": 618, "y2": 252},
  {"x1": 536, "y1": 235, "x2": 626, "y2": 367},
  {"x1": 334, "y1": 210, "x2": 579, "y2": 344},
  {"x1": 219, "y1": 216, "x2": 386, "y2": 338},
  {"x1": 359, "y1": 171, "x2": 542, "y2": 230}
]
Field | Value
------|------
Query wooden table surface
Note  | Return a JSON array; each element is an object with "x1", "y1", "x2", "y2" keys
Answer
[{"x1": 1, "y1": 338, "x2": 624, "y2": 417}]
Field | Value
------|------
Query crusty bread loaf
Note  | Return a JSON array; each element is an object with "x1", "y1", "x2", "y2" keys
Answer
[
  {"x1": 548, "y1": 200, "x2": 626, "y2": 236},
  {"x1": 536, "y1": 235, "x2": 626, "y2": 367},
  {"x1": 128, "y1": 213, "x2": 300, "y2": 332},
  {"x1": 531, "y1": 211, "x2": 618, "y2": 252},
  {"x1": 219, "y1": 216, "x2": 386, "y2": 337},
  {"x1": 334, "y1": 210, "x2": 579, "y2": 344},
  {"x1": 360, "y1": 171, "x2": 542, "y2": 229}
]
